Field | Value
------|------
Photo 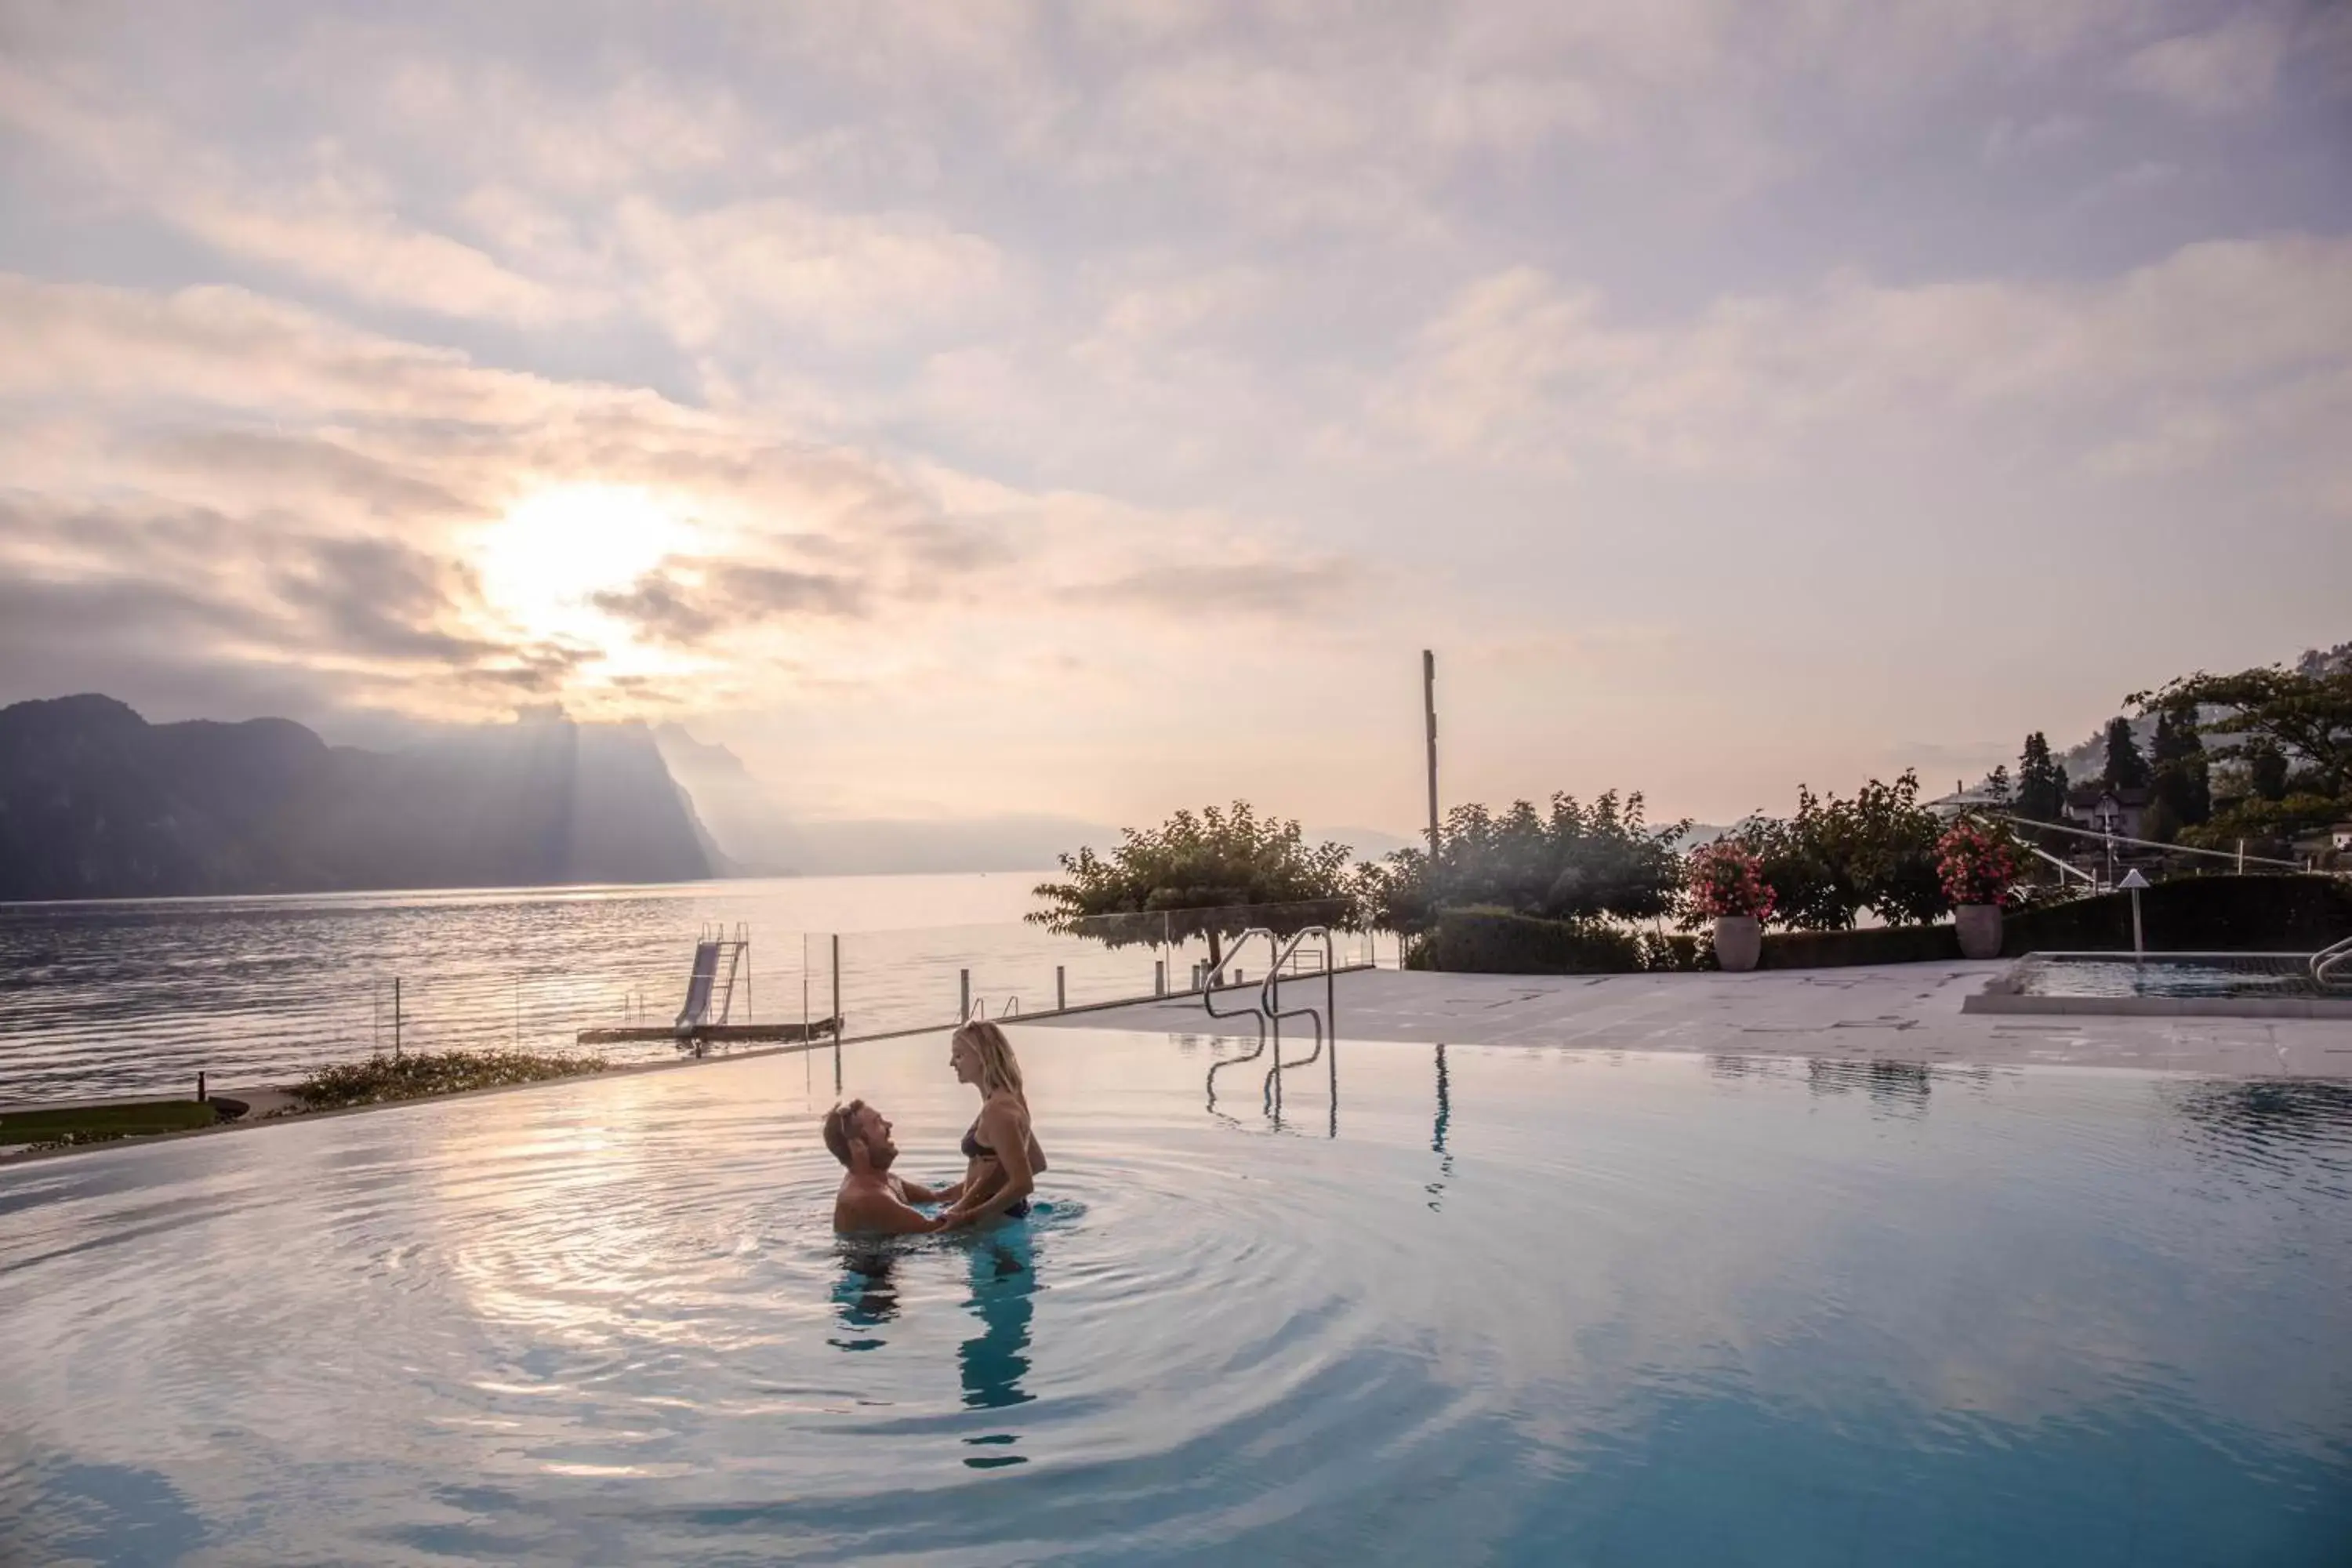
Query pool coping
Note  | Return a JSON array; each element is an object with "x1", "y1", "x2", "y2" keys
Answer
[{"x1": 1962, "y1": 949, "x2": 2352, "y2": 1018}]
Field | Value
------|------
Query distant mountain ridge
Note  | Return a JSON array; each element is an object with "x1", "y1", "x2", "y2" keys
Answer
[{"x1": 0, "y1": 695, "x2": 715, "y2": 901}]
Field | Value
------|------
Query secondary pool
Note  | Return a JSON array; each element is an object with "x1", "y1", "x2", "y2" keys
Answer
[
  {"x1": 2002, "y1": 952, "x2": 2332, "y2": 1001},
  {"x1": 2, "y1": 1029, "x2": 2347, "y2": 1565}
]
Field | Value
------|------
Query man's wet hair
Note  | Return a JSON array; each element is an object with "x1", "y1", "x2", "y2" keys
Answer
[{"x1": 822, "y1": 1099, "x2": 868, "y2": 1167}]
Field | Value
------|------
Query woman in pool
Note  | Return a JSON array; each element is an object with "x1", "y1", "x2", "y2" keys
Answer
[{"x1": 939, "y1": 1019, "x2": 1047, "y2": 1228}]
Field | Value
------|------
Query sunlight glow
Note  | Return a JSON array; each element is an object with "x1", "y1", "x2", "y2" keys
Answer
[{"x1": 477, "y1": 484, "x2": 695, "y2": 646}]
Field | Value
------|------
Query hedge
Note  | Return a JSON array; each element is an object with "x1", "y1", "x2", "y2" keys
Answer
[
  {"x1": 1411, "y1": 906, "x2": 1694, "y2": 975},
  {"x1": 1996, "y1": 874, "x2": 2352, "y2": 955},
  {"x1": 1758, "y1": 924, "x2": 1959, "y2": 968},
  {"x1": 1408, "y1": 875, "x2": 2351, "y2": 975}
]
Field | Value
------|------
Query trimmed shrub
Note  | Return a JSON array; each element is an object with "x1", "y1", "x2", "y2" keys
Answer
[
  {"x1": 1417, "y1": 906, "x2": 1649, "y2": 974},
  {"x1": 1758, "y1": 924, "x2": 1962, "y2": 968},
  {"x1": 1408, "y1": 875, "x2": 2351, "y2": 972},
  {"x1": 2000, "y1": 874, "x2": 2352, "y2": 955}
]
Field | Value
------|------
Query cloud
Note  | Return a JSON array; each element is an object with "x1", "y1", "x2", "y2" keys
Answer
[
  {"x1": 618, "y1": 195, "x2": 1011, "y2": 350},
  {"x1": 0, "y1": 62, "x2": 584, "y2": 325},
  {"x1": 2121, "y1": 12, "x2": 2291, "y2": 116},
  {"x1": 591, "y1": 564, "x2": 869, "y2": 645},
  {"x1": 1365, "y1": 234, "x2": 2352, "y2": 475},
  {"x1": 1091, "y1": 558, "x2": 1363, "y2": 617},
  {"x1": 0, "y1": 267, "x2": 1379, "y2": 730}
]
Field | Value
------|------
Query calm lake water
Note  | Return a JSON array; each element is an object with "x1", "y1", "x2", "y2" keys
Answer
[
  {"x1": 0, "y1": 875, "x2": 1373, "y2": 1103},
  {"x1": 2, "y1": 1032, "x2": 2346, "y2": 1564}
]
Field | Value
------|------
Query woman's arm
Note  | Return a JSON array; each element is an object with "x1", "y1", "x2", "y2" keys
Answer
[
  {"x1": 941, "y1": 1102, "x2": 1034, "y2": 1227},
  {"x1": 893, "y1": 1174, "x2": 965, "y2": 1207}
]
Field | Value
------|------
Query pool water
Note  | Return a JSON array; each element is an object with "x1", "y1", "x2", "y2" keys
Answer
[{"x1": 2, "y1": 1030, "x2": 2347, "y2": 1565}]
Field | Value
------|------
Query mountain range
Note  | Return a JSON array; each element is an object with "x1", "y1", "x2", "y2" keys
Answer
[{"x1": 0, "y1": 695, "x2": 717, "y2": 901}]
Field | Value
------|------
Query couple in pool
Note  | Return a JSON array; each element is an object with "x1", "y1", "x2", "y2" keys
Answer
[{"x1": 826, "y1": 1018, "x2": 1046, "y2": 1236}]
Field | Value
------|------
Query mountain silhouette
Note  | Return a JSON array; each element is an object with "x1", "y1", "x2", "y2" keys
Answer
[{"x1": 0, "y1": 695, "x2": 713, "y2": 900}]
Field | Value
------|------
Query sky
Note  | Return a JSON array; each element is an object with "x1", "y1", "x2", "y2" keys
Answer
[{"x1": 1, "y1": 1, "x2": 2347, "y2": 833}]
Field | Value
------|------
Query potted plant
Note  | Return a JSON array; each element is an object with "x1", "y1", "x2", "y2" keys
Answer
[
  {"x1": 1687, "y1": 840, "x2": 1775, "y2": 971},
  {"x1": 1936, "y1": 818, "x2": 2019, "y2": 960}
]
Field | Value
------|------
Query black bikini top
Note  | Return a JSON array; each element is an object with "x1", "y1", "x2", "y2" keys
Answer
[{"x1": 960, "y1": 1118, "x2": 994, "y2": 1160}]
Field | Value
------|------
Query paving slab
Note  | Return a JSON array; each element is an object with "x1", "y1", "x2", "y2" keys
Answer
[{"x1": 1026, "y1": 965, "x2": 2352, "y2": 1078}]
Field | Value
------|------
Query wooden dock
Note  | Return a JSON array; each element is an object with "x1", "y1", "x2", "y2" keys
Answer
[{"x1": 574, "y1": 1018, "x2": 840, "y2": 1047}]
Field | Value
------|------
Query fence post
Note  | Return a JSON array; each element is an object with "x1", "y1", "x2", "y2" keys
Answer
[
  {"x1": 1055, "y1": 965, "x2": 1066, "y2": 1011},
  {"x1": 1154, "y1": 959, "x2": 1166, "y2": 996},
  {"x1": 960, "y1": 968, "x2": 971, "y2": 1022},
  {"x1": 197, "y1": 1070, "x2": 206, "y2": 1105},
  {"x1": 830, "y1": 935, "x2": 842, "y2": 1088},
  {"x1": 394, "y1": 976, "x2": 402, "y2": 1060}
]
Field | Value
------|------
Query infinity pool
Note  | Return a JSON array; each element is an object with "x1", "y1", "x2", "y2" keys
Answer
[{"x1": 3, "y1": 1030, "x2": 2347, "y2": 1565}]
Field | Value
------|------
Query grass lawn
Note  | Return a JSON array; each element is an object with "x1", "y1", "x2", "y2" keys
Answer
[{"x1": 0, "y1": 1100, "x2": 220, "y2": 1146}]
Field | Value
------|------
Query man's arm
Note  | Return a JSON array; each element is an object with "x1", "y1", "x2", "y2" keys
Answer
[{"x1": 837, "y1": 1181, "x2": 943, "y2": 1236}]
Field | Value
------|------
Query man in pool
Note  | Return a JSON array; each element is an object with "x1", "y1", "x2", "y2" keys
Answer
[{"x1": 824, "y1": 1099, "x2": 961, "y2": 1235}]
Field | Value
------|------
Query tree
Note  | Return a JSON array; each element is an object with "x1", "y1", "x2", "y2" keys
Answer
[
  {"x1": 2249, "y1": 743, "x2": 2290, "y2": 802},
  {"x1": 2132, "y1": 656, "x2": 2352, "y2": 853},
  {"x1": 2148, "y1": 707, "x2": 2211, "y2": 828},
  {"x1": 1029, "y1": 803, "x2": 1356, "y2": 966},
  {"x1": 1981, "y1": 764, "x2": 2012, "y2": 808},
  {"x1": 2132, "y1": 662, "x2": 2352, "y2": 800},
  {"x1": 1361, "y1": 791, "x2": 1689, "y2": 935},
  {"x1": 2100, "y1": 717, "x2": 2151, "y2": 793},
  {"x1": 2015, "y1": 733, "x2": 2068, "y2": 822}
]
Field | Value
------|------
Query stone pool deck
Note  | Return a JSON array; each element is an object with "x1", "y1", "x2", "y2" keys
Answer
[{"x1": 1027, "y1": 964, "x2": 2352, "y2": 1078}]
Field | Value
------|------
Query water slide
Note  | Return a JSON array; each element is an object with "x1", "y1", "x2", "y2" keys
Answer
[{"x1": 674, "y1": 939, "x2": 720, "y2": 1033}]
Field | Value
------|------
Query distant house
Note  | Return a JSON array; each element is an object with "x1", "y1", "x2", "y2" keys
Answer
[
  {"x1": 2333, "y1": 822, "x2": 2352, "y2": 852},
  {"x1": 2063, "y1": 782, "x2": 2147, "y2": 840}
]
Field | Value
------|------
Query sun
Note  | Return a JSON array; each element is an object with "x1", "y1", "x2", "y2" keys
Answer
[{"x1": 476, "y1": 484, "x2": 693, "y2": 645}]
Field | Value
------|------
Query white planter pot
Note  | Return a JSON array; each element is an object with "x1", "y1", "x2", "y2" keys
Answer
[
  {"x1": 1956, "y1": 903, "x2": 2002, "y2": 960},
  {"x1": 1713, "y1": 915, "x2": 1762, "y2": 972}
]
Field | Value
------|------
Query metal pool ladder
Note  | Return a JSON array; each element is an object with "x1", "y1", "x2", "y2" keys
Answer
[
  {"x1": 2314, "y1": 934, "x2": 2352, "y2": 991},
  {"x1": 1202, "y1": 925, "x2": 1338, "y2": 1123}
]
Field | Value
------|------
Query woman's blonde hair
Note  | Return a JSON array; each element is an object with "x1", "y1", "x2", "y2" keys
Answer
[{"x1": 953, "y1": 1018, "x2": 1025, "y2": 1099}]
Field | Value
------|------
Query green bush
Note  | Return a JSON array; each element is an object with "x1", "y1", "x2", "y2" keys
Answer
[
  {"x1": 2000, "y1": 874, "x2": 2352, "y2": 954},
  {"x1": 293, "y1": 1048, "x2": 609, "y2": 1110}
]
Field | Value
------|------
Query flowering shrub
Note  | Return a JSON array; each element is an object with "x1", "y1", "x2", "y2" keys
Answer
[
  {"x1": 1936, "y1": 818, "x2": 2020, "y2": 907},
  {"x1": 1686, "y1": 840, "x2": 1777, "y2": 920}
]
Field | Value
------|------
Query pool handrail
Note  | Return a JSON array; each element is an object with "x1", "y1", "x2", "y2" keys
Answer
[
  {"x1": 2314, "y1": 934, "x2": 2352, "y2": 990},
  {"x1": 1261, "y1": 927, "x2": 1338, "y2": 1113},
  {"x1": 1203, "y1": 927, "x2": 1279, "y2": 1098}
]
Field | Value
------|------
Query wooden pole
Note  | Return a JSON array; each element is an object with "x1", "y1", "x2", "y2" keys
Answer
[
  {"x1": 1422, "y1": 649, "x2": 1441, "y2": 861},
  {"x1": 394, "y1": 977, "x2": 402, "y2": 1060}
]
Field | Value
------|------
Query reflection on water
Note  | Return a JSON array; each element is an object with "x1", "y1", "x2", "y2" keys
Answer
[
  {"x1": 1426, "y1": 1043, "x2": 1453, "y2": 1212},
  {"x1": 829, "y1": 1246, "x2": 905, "y2": 1350},
  {"x1": 3, "y1": 1030, "x2": 2350, "y2": 1564},
  {"x1": 959, "y1": 1236, "x2": 1039, "y2": 1469}
]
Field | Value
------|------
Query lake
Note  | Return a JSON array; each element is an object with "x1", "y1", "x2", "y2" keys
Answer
[{"x1": 0, "y1": 874, "x2": 1374, "y2": 1104}]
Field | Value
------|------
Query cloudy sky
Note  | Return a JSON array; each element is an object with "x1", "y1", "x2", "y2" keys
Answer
[{"x1": 1, "y1": 1, "x2": 2347, "y2": 831}]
